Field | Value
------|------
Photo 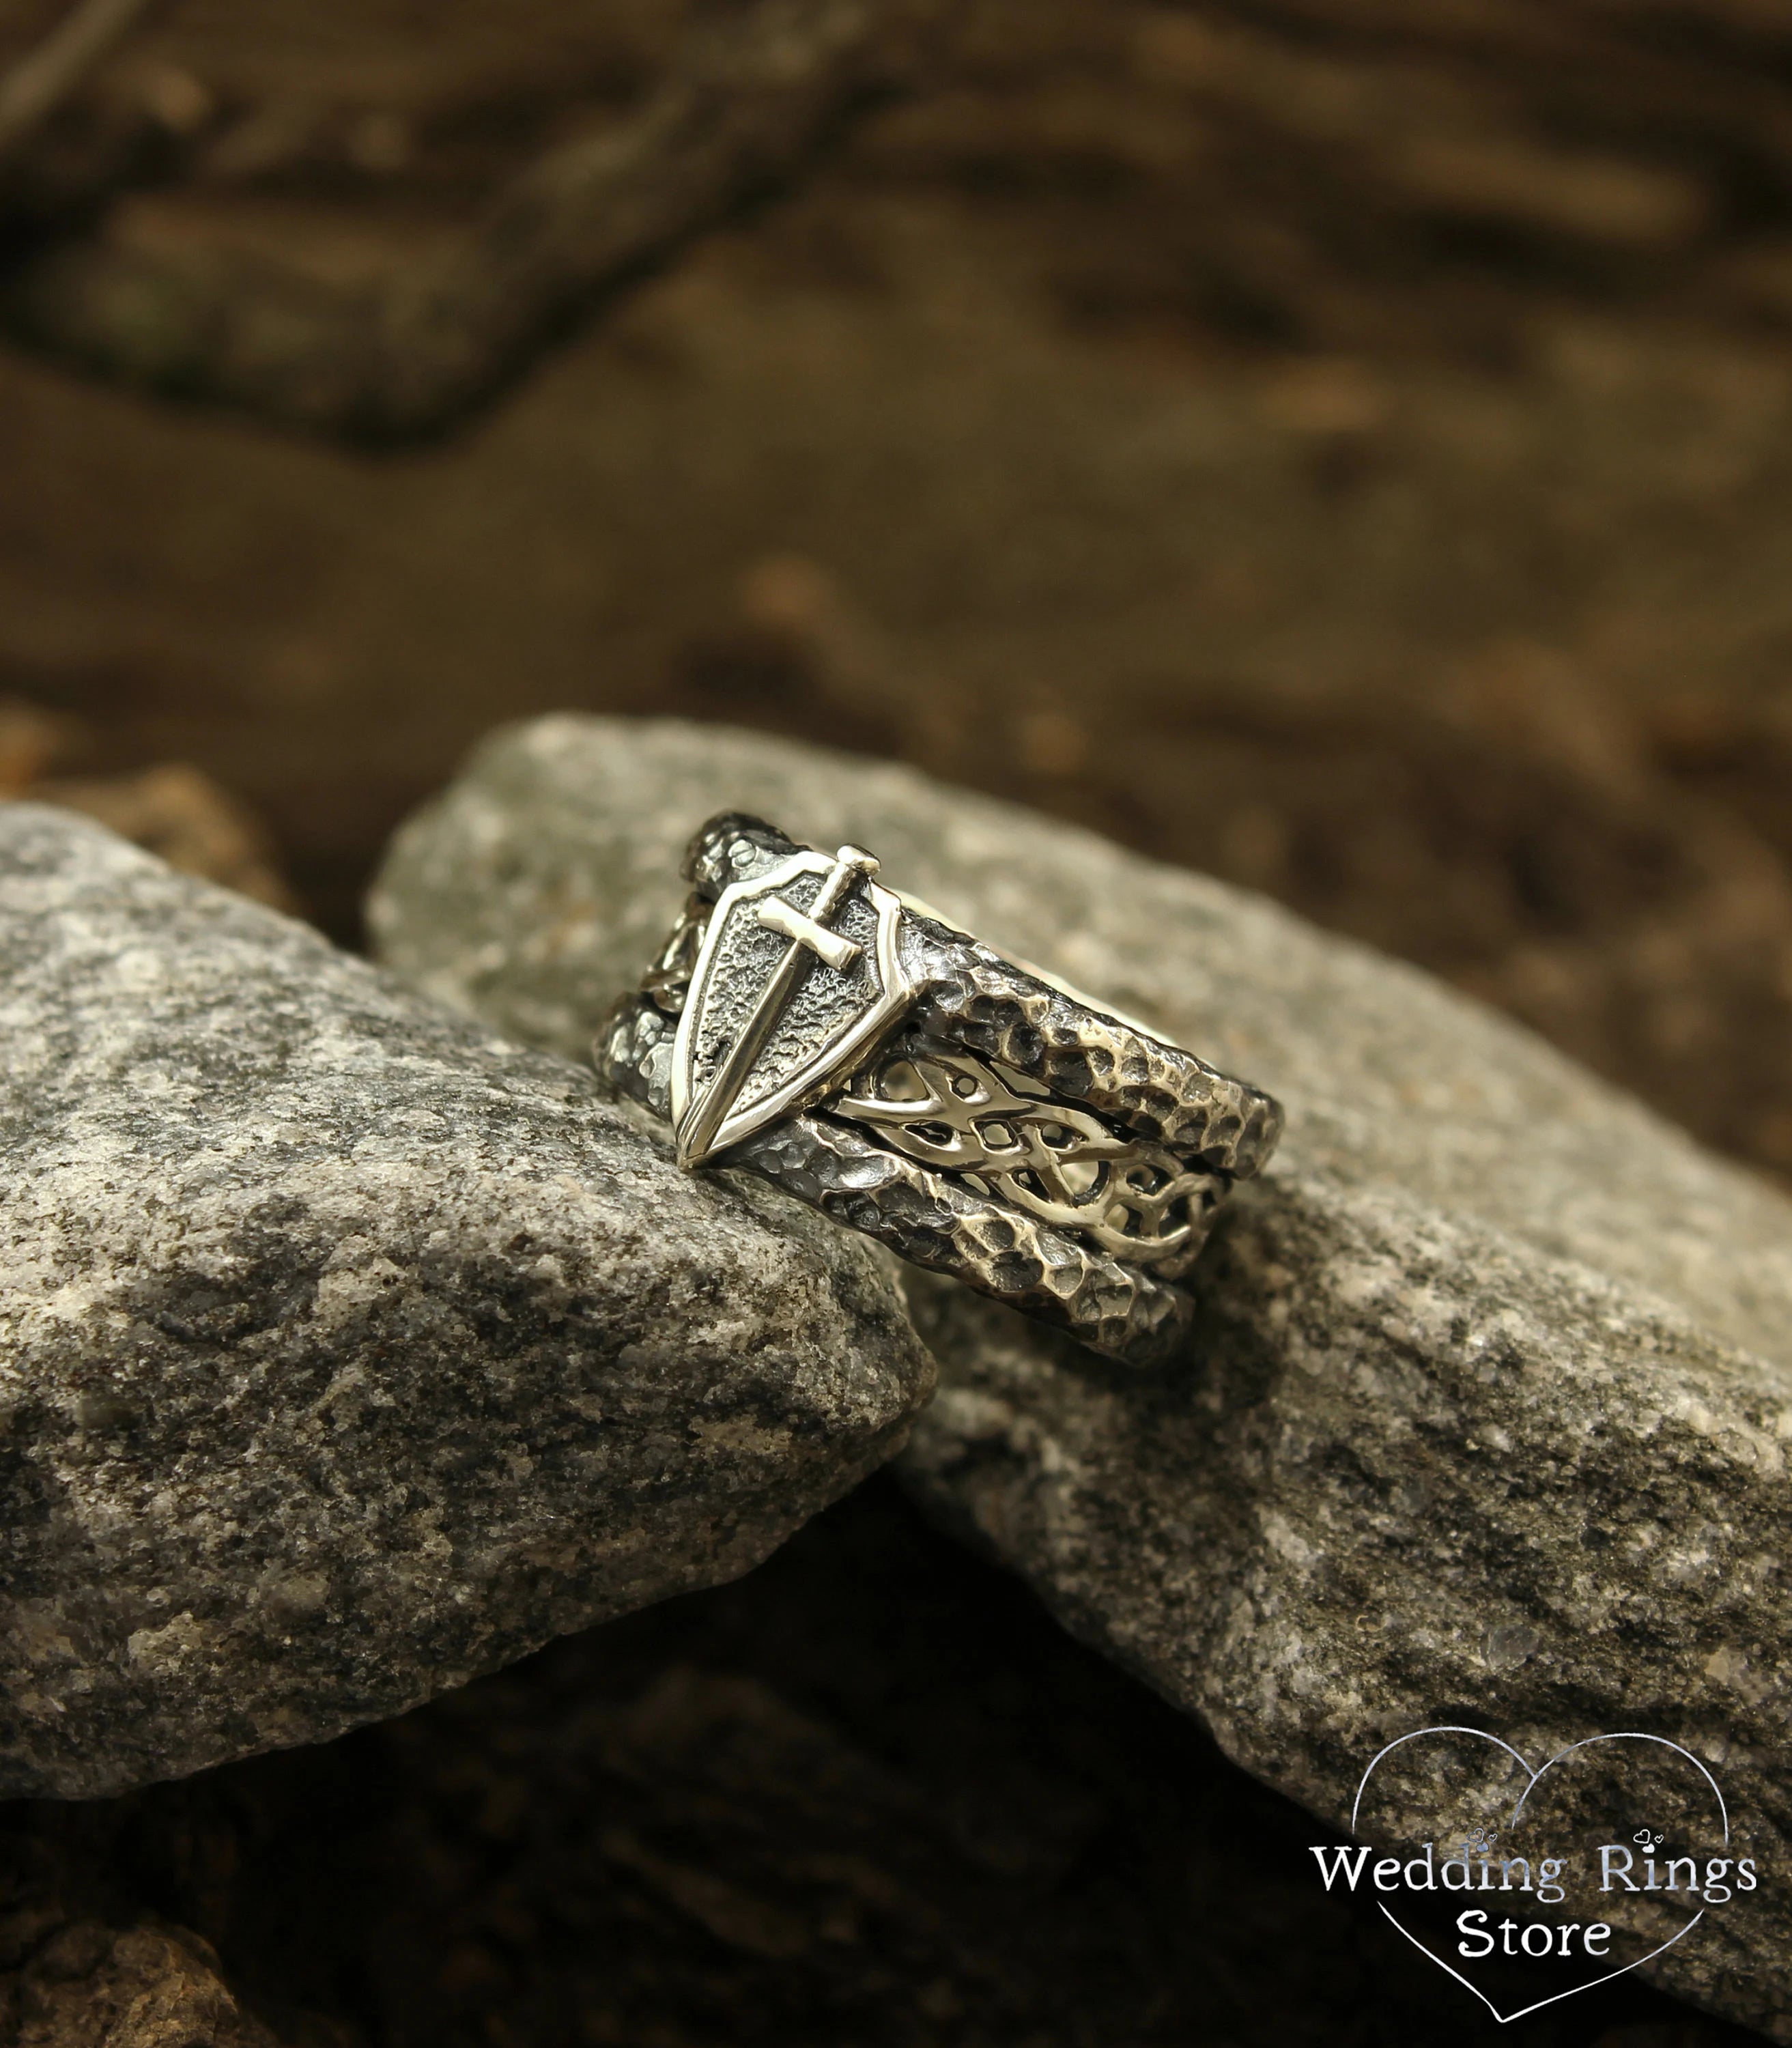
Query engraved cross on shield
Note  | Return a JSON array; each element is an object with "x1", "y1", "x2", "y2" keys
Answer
[{"x1": 670, "y1": 847, "x2": 912, "y2": 1167}]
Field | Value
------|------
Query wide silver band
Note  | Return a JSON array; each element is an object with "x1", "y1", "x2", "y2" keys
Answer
[{"x1": 596, "y1": 813, "x2": 1283, "y2": 1365}]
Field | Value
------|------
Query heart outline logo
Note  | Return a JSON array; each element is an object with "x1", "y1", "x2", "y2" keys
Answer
[{"x1": 1350, "y1": 1726, "x2": 1729, "y2": 2025}]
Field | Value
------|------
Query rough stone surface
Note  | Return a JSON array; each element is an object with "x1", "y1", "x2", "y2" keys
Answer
[
  {"x1": 0, "y1": 803, "x2": 933, "y2": 1801},
  {"x1": 3, "y1": 1922, "x2": 285, "y2": 2048},
  {"x1": 373, "y1": 716, "x2": 1792, "y2": 2036}
]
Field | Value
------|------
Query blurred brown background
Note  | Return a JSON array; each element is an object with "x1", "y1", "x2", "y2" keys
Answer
[
  {"x1": 5, "y1": 0, "x2": 1792, "y2": 1184},
  {"x1": 3, "y1": 6, "x2": 1791, "y2": 2043}
]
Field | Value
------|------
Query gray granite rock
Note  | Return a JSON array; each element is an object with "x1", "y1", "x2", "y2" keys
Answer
[
  {"x1": 0, "y1": 803, "x2": 932, "y2": 1800},
  {"x1": 371, "y1": 715, "x2": 1792, "y2": 2036}
]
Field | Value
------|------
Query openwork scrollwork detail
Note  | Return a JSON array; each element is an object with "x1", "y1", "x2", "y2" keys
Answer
[
  {"x1": 829, "y1": 1041, "x2": 1221, "y2": 1265},
  {"x1": 642, "y1": 897, "x2": 709, "y2": 1014}
]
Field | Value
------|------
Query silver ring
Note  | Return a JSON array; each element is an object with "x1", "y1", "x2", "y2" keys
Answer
[{"x1": 595, "y1": 813, "x2": 1283, "y2": 1364}]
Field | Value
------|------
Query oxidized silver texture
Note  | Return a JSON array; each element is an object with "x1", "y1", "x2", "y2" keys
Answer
[{"x1": 596, "y1": 812, "x2": 1284, "y2": 1365}]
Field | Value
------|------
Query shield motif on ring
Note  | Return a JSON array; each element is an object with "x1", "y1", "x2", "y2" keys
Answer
[{"x1": 670, "y1": 851, "x2": 911, "y2": 1165}]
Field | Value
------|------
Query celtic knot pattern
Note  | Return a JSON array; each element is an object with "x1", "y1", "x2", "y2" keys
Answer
[{"x1": 828, "y1": 1040, "x2": 1221, "y2": 1266}]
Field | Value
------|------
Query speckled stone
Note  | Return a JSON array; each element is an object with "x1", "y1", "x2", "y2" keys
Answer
[
  {"x1": 0, "y1": 803, "x2": 933, "y2": 1800},
  {"x1": 371, "y1": 716, "x2": 1792, "y2": 2036}
]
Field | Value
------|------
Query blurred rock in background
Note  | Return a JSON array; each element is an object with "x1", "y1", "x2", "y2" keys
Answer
[
  {"x1": 3, "y1": 1, "x2": 1792, "y2": 1179},
  {"x1": 0, "y1": 695, "x2": 295, "y2": 904}
]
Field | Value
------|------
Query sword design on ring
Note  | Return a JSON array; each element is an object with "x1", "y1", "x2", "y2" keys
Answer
[
  {"x1": 606, "y1": 812, "x2": 1285, "y2": 1364},
  {"x1": 670, "y1": 842, "x2": 912, "y2": 1168}
]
